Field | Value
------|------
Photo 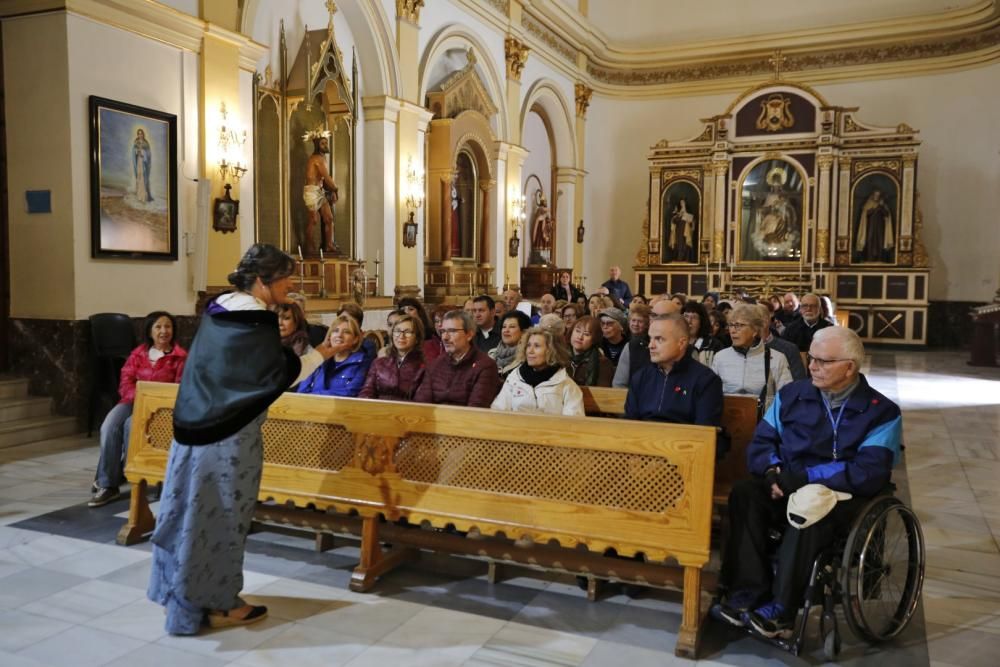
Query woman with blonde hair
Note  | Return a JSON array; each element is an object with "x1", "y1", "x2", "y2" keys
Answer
[
  {"x1": 491, "y1": 326, "x2": 584, "y2": 416},
  {"x1": 297, "y1": 314, "x2": 372, "y2": 397}
]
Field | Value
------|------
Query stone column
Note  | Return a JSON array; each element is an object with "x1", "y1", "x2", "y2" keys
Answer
[{"x1": 573, "y1": 82, "x2": 592, "y2": 279}]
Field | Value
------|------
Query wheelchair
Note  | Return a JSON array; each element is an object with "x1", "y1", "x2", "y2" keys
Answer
[{"x1": 724, "y1": 492, "x2": 926, "y2": 660}]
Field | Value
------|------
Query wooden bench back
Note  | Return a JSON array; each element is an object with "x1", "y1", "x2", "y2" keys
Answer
[
  {"x1": 127, "y1": 382, "x2": 717, "y2": 566},
  {"x1": 579, "y1": 386, "x2": 758, "y2": 491}
]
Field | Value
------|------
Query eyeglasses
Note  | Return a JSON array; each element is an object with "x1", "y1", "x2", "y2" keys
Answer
[
  {"x1": 440, "y1": 328, "x2": 465, "y2": 336},
  {"x1": 727, "y1": 322, "x2": 751, "y2": 330},
  {"x1": 807, "y1": 354, "x2": 851, "y2": 368},
  {"x1": 800, "y1": 302, "x2": 820, "y2": 310},
  {"x1": 392, "y1": 329, "x2": 416, "y2": 337}
]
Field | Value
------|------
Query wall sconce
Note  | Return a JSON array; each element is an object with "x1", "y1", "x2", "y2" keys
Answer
[
  {"x1": 509, "y1": 189, "x2": 526, "y2": 257},
  {"x1": 577, "y1": 219, "x2": 585, "y2": 244},
  {"x1": 402, "y1": 156, "x2": 424, "y2": 248},
  {"x1": 217, "y1": 101, "x2": 247, "y2": 184}
]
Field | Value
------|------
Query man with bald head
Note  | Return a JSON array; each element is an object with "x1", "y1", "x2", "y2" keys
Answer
[
  {"x1": 613, "y1": 295, "x2": 680, "y2": 387},
  {"x1": 624, "y1": 313, "x2": 722, "y2": 428},
  {"x1": 781, "y1": 292, "x2": 832, "y2": 351},
  {"x1": 712, "y1": 326, "x2": 901, "y2": 639}
]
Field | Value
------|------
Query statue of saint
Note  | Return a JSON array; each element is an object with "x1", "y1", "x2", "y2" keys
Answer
[
  {"x1": 855, "y1": 189, "x2": 894, "y2": 262},
  {"x1": 529, "y1": 193, "x2": 553, "y2": 264},
  {"x1": 667, "y1": 198, "x2": 695, "y2": 262},
  {"x1": 302, "y1": 129, "x2": 339, "y2": 254}
]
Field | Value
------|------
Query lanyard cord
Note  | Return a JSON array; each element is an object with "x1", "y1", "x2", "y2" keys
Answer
[{"x1": 822, "y1": 398, "x2": 849, "y2": 460}]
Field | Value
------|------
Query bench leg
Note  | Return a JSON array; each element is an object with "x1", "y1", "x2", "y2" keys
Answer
[
  {"x1": 487, "y1": 560, "x2": 502, "y2": 584},
  {"x1": 315, "y1": 532, "x2": 335, "y2": 552},
  {"x1": 675, "y1": 566, "x2": 703, "y2": 659},
  {"x1": 350, "y1": 516, "x2": 417, "y2": 592},
  {"x1": 116, "y1": 479, "x2": 155, "y2": 546},
  {"x1": 586, "y1": 575, "x2": 601, "y2": 602}
]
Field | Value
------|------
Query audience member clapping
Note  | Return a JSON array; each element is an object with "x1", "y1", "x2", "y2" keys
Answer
[{"x1": 491, "y1": 327, "x2": 584, "y2": 416}]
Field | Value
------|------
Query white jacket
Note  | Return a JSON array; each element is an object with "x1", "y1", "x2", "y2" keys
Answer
[
  {"x1": 710, "y1": 341, "x2": 792, "y2": 411},
  {"x1": 491, "y1": 366, "x2": 585, "y2": 416}
]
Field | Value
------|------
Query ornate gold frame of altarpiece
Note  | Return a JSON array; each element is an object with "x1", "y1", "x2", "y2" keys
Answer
[{"x1": 635, "y1": 81, "x2": 930, "y2": 345}]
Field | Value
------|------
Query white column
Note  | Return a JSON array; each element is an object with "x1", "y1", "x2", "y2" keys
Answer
[
  {"x1": 362, "y1": 96, "x2": 401, "y2": 294},
  {"x1": 555, "y1": 167, "x2": 579, "y2": 268}
]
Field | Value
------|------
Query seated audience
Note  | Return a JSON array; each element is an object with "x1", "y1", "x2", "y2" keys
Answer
[
  {"x1": 709, "y1": 309, "x2": 732, "y2": 348},
  {"x1": 670, "y1": 293, "x2": 688, "y2": 309},
  {"x1": 702, "y1": 291, "x2": 719, "y2": 311},
  {"x1": 712, "y1": 327, "x2": 901, "y2": 638},
  {"x1": 587, "y1": 293, "x2": 611, "y2": 317},
  {"x1": 711, "y1": 304, "x2": 792, "y2": 412},
  {"x1": 502, "y1": 288, "x2": 522, "y2": 314},
  {"x1": 414, "y1": 310, "x2": 500, "y2": 407},
  {"x1": 781, "y1": 292, "x2": 832, "y2": 351},
  {"x1": 428, "y1": 304, "x2": 451, "y2": 360},
  {"x1": 774, "y1": 291, "x2": 801, "y2": 331},
  {"x1": 490, "y1": 310, "x2": 531, "y2": 377},
  {"x1": 561, "y1": 303, "x2": 582, "y2": 333},
  {"x1": 624, "y1": 314, "x2": 723, "y2": 428},
  {"x1": 550, "y1": 271, "x2": 584, "y2": 303},
  {"x1": 630, "y1": 294, "x2": 648, "y2": 306},
  {"x1": 612, "y1": 302, "x2": 659, "y2": 388},
  {"x1": 297, "y1": 314, "x2": 373, "y2": 397},
  {"x1": 820, "y1": 295, "x2": 837, "y2": 326},
  {"x1": 472, "y1": 295, "x2": 501, "y2": 353},
  {"x1": 377, "y1": 309, "x2": 405, "y2": 358},
  {"x1": 574, "y1": 294, "x2": 589, "y2": 312},
  {"x1": 359, "y1": 314, "x2": 426, "y2": 401},
  {"x1": 399, "y1": 297, "x2": 442, "y2": 362},
  {"x1": 338, "y1": 302, "x2": 378, "y2": 360},
  {"x1": 90, "y1": 311, "x2": 188, "y2": 507},
  {"x1": 598, "y1": 307, "x2": 630, "y2": 366},
  {"x1": 532, "y1": 293, "x2": 557, "y2": 324},
  {"x1": 682, "y1": 300, "x2": 723, "y2": 366},
  {"x1": 755, "y1": 303, "x2": 807, "y2": 381},
  {"x1": 568, "y1": 316, "x2": 614, "y2": 387},
  {"x1": 277, "y1": 302, "x2": 312, "y2": 357},
  {"x1": 463, "y1": 298, "x2": 475, "y2": 314},
  {"x1": 491, "y1": 327, "x2": 584, "y2": 416}
]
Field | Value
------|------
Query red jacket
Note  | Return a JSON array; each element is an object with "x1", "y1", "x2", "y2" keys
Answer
[
  {"x1": 358, "y1": 352, "x2": 426, "y2": 401},
  {"x1": 118, "y1": 343, "x2": 187, "y2": 404},
  {"x1": 422, "y1": 337, "x2": 444, "y2": 363},
  {"x1": 413, "y1": 347, "x2": 499, "y2": 408}
]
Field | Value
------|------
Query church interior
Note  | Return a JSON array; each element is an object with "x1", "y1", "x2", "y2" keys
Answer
[{"x1": 1, "y1": 0, "x2": 999, "y2": 665}]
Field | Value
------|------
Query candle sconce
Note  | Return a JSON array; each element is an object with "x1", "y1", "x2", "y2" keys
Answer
[
  {"x1": 402, "y1": 156, "x2": 424, "y2": 248},
  {"x1": 509, "y1": 189, "x2": 526, "y2": 257}
]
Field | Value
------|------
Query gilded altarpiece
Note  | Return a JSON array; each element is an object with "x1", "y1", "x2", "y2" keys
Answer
[
  {"x1": 253, "y1": 13, "x2": 361, "y2": 300},
  {"x1": 423, "y1": 51, "x2": 499, "y2": 302},
  {"x1": 637, "y1": 82, "x2": 929, "y2": 345}
]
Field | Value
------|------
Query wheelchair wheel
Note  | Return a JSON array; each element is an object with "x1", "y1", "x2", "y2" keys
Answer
[{"x1": 840, "y1": 496, "x2": 925, "y2": 643}]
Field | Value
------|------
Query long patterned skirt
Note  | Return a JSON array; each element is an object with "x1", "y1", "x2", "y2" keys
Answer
[{"x1": 147, "y1": 413, "x2": 265, "y2": 635}]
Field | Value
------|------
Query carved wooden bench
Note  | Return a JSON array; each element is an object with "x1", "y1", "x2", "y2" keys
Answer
[{"x1": 120, "y1": 381, "x2": 717, "y2": 658}]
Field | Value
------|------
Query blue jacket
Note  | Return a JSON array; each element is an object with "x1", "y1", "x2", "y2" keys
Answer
[
  {"x1": 748, "y1": 375, "x2": 901, "y2": 497},
  {"x1": 625, "y1": 349, "x2": 722, "y2": 429},
  {"x1": 297, "y1": 349, "x2": 372, "y2": 397}
]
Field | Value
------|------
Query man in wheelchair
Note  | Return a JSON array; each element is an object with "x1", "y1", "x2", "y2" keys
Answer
[{"x1": 711, "y1": 326, "x2": 902, "y2": 639}]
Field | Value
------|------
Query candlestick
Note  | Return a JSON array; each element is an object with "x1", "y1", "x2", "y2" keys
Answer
[
  {"x1": 297, "y1": 245, "x2": 303, "y2": 261},
  {"x1": 376, "y1": 249, "x2": 381, "y2": 263}
]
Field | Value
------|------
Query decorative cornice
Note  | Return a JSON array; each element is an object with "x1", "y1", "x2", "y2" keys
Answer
[
  {"x1": 574, "y1": 83, "x2": 592, "y2": 118},
  {"x1": 521, "y1": 11, "x2": 576, "y2": 65},
  {"x1": 485, "y1": 0, "x2": 509, "y2": 15},
  {"x1": 504, "y1": 35, "x2": 530, "y2": 81},
  {"x1": 395, "y1": 0, "x2": 424, "y2": 24}
]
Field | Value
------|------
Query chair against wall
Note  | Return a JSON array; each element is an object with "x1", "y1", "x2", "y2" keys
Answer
[{"x1": 88, "y1": 313, "x2": 137, "y2": 437}]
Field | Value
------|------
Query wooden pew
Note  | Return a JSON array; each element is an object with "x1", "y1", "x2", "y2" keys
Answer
[
  {"x1": 579, "y1": 387, "x2": 759, "y2": 502},
  {"x1": 121, "y1": 381, "x2": 717, "y2": 658}
]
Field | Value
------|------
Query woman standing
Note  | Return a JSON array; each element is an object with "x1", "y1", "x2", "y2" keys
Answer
[
  {"x1": 491, "y1": 327, "x2": 584, "y2": 416},
  {"x1": 148, "y1": 244, "x2": 333, "y2": 635},
  {"x1": 89, "y1": 311, "x2": 187, "y2": 507},
  {"x1": 359, "y1": 314, "x2": 426, "y2": 400}
]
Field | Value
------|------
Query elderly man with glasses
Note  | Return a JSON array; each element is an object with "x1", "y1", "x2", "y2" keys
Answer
[
  {"x1": 711, "y1": 326, "x2": 901, "y2": 640},
  {"x1": 780, "y1": 292, "x2": 832, "y2": 352}
]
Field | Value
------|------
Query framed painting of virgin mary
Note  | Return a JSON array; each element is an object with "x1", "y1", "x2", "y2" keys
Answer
[{"x1": 737, "y1": 158, "x2": 805, "y2": 263}]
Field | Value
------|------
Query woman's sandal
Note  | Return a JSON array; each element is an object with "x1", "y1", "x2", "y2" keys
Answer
[{"x1": 204, "y1": 605, "x2": 268, "y2": 629}]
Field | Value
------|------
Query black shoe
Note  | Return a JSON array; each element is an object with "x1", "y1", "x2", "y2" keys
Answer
[
  {"x1": 88, "y1": 486, "x2": 121, "y2": 507},
  {"x1": 709, "y1": 590, "x2": 761, "y2": 628},
  {"x1": 746, "y1": 601, "x2": 794, "y2": 638}
]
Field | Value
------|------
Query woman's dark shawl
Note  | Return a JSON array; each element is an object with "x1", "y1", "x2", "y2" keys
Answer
[{"x1": 173, "y1": 310, "x2": 301, "y2": 445}]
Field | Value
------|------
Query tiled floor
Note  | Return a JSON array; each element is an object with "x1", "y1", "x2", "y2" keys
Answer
[{"x1": 0, "y1": 350, "x2": 998, "y2": 666}]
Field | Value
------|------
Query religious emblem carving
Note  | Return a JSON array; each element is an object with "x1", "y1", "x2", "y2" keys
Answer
[
  {"x1": 353, "y1": 434, "x2": 400, "y2": 475},
  {"x1": 504, "y1": 36, "x2": 529, "y2": 81},
  {"x1": 756, "y1": 94, "x2": 795, "y2": 132}
]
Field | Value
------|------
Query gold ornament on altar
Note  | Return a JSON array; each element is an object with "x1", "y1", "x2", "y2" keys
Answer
[
  {"x1": 756, "y1": 94, "x2": 795, "y2": 132},
  {"x1": 302, "y1": 126, "x2": 331, "y2": 144}
]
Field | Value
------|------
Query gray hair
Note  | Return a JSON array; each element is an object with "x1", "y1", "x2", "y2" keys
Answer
[
  {"x1": 813, "y1": 326, "x2": 864, "y2": 367},
  {"x1": 650, "y1": 313, "x2": 689, "y2": 339},
  {"x1": 730, "y1": 303, "x2": 766, "y2": 335},
  {"x1": 443, "y1": 309, "x2": 475, "y2": 333}
]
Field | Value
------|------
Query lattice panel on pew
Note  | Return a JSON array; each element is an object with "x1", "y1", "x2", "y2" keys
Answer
[
  {"x1": 261, "y1": 420, "x2": 354, "y2": 471},
  {"x1": 395, "y1": 434, "x2": 685, "y2": 513},
  {"x1": 147, "y1": 409, "x2": 175, "y2": 451}
]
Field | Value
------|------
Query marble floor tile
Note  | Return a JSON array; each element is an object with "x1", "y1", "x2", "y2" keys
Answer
[
  {"x1": 342, "y1": 642, "x2": 474, "y2": 667},
  {"x1": 294, "y1": 594, "x2": 425, "y2": 641},
  {"x1": 39, "y1": 541, "x2": 151, "y2": 579},
  {"x1": 922, "y1": 597, "x2": 1000, "y2": 636},
  {"x1": 510, "y1": 590, "x2": 629, "y2": 638},
  {"x1": 97, "y1": 555, "x2": 154, "y2": 590},
  {"x1": 924, "y1": 546, "x2": 1000, "y2": 577},
  {"x1": 926, "y1": 621, "x2": 1000, "y2": 667},
  {"x1": 232, "y1": 624, "x2": 373, "y2": 667},
  {"x1": 16, "y1": 624, "x2": 147, "y2": 667},
  {"x1": 154, "y1": 614, "x2": 291, "y2": 663},
  {"x1": 0, "y1": 525, "x2": 46, "y2": 550},
  {"x1": 924, "y1": 565, "x2": 1000, "y2": 599},
  {"x1": 104, "y1": 642, "x2": 232, "y2": 667},
  {"x1": 379, "y1": 606, "x2": 507, "y2": 647},
  {"x1": 0, "y1": 609, "x2": 73, "y2": 652},
  {"x1": 84, "y1": 596, "x2": 171, "y2": 642},
  {"x1": 468, "y1": 622, "x2": 597, "y2": 666},
  {"x1": 5, "y1": 533, "x2": 95, "y2": 566},
  {"x1": 21, "y1": 578, "x2": 145, "y2": 624},
  {"x1": 0, "y1": 650, "x2": 53, "y2": 667},
  {"x1": 0, "y1": 566, "x2": 88, "y2": 609},
  {"x1": 579, "y1": 640, "x2": 685, "y2": 667}
]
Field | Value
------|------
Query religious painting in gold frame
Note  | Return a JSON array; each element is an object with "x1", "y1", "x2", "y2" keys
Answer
[
  {"x1": 660, "y1": 179, "x2": 700, "y2": 264},
  {"x1": 850, "y1": 171, "x2": 899, "y2": 265},
  {"x1": 737, "y1": 158, "x2": 806, "y2": 264}
]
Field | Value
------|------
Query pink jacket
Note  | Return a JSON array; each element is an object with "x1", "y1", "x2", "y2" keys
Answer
[{"x1": 118, "y1": 344, "x2": 187, "y2": 404}]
